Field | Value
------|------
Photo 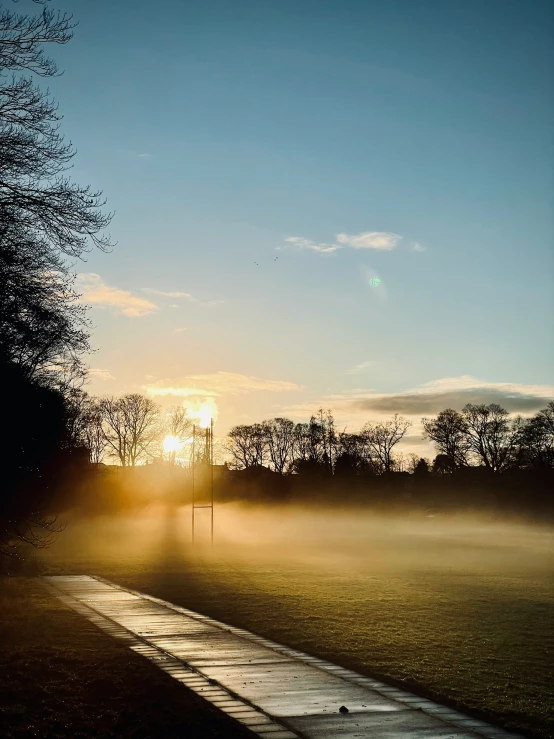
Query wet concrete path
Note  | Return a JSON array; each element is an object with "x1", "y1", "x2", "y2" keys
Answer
[{"x1": 44, "y1": 576, "x2": 523, "y2": 739}]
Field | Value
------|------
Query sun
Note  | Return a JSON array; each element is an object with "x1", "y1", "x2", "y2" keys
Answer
[{"x1": 163, "y1": 434, "x2": 181, "y2": 453}]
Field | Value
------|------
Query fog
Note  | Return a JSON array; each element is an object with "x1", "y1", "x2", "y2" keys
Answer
[{"x1": 44, "y1": 502, "x2": 554, "y2": 579}]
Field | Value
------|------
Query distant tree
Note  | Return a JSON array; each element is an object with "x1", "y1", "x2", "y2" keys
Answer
[
  {"x1": 334, "y1": 432, "x2": 371, "y2": 476},
  {"x1": 432, "y1": 454, "x2": 451, "y2": 475},
  {"x1": 263, "y1": 418, "x2": 296, "y2": 474},
  {"x1": 226, "y1": 423, "x2": 268, "y2": 469},
  {"x1": 99, "y1": 394, "x2": 160, "y2": 466},
  {"x1": 165, "y1": 406, "x2": 193, "y2": 441},
  {"x1": 314, "y1": 409, "x2": 337, "y2": 473},
  {"x1": 461, "y1": 403, "x2": 519, "y2": 473},
  {"x1": 66, "y1": 393, "x2": 107, "y2": 465},
  {"x1": 405, "y1": 453, "x2": 431, "y2": 476},
  {"x1": 362, "y1": 414, "x2": 411, "y2": 473},
  {"x1": 161, "y1": 406, "x2": 193, "y2": 464},
  {"x1": 291, "y1": 422, "x2": 311, "y2": 464},
  {"x1": 414, "y1": 458, "x2": 430, "y2": 477},
  {"x1": 422, "y1": 409, "x2": 469, "y2": 473},
  {"x1": 292, "y1": 409, "x2": 336, "y2": 474},
  {"x1": 515, "y1": 403, "x2": 554, "y2": 471},
  {"x1": 83, "y1": 403, "x2": 107, "y2": 464}
]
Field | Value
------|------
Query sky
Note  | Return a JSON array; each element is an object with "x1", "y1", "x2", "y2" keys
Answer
[{"x1": 44, "y1": 0, "x2": 554, "y2": 449}]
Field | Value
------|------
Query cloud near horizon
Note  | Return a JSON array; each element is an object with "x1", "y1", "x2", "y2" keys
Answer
[
  {"x1": 281, "y1": 376, "x2": 554, "y2": 427},
  {"x1": 145, "y1": 371, "x2": 302, "y2": 399},
  {"x1": 77, "y1": 273, "x2": 157, "y2": 317}
]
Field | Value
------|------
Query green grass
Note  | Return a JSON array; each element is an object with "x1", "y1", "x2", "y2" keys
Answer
[
  {"x1": 0, "y1": 577, "x2": 256, "y2": 738},
  {"x1": 39, "y1": 507, "x2": 554, "y2": 739}
]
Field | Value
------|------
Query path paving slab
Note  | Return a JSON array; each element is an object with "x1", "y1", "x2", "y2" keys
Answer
[
  {"x1": 44, "y1": 575, "x2": 523, "y2": 739},
  {"x1": 287, "y1": 711, "x2": 481, "y2": 739}
]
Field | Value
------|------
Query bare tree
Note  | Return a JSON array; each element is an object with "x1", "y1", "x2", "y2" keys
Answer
[
  {"x1": 263, "y1": 418, "x2": 295, "y2": 474},
  {"x1": 0, "y1": 4, "x2": 112, "y2": 258},
  {"x1": 161, "y1": 406, "x2": 193, "y2": 465},
  {"x1": 226, "y1": 423, "x2": 267, "y2": 469},
  {"x1": 514, "y1": 402, "x2": 554, "y2": 471},
  {"x1": 0, "y1": 3, "x2": 111, "y2": 559},
  {"x1": 291, "y1": 409, "x2": 337, "y2": 473},
  {"x1": 362, "y1": 414, "x2": 411, "y2": 473},
  {"x1": 423, "y1": 408, "x2": 469, "y2": 473},
  {"x1": 0, "y1": 222, "x2": 90, "y2": 387},
  {"x1": 165, "y1": 406, "x2": 193, "y2": 440},
  {"x1": 461, "y1": 403, "x2": 518, "y2": 473},
  {"x1": 99, "y1": 394, "x2": 160, "y2": 466}
]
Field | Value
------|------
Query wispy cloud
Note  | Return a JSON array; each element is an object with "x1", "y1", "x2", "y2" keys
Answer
[
  {"x1": 346, "y1": 360, "x2": 375, "y2": 375},
  {"x1": 138, "y1": 153, "x2": 152, "y2": 159},
  {"x1": 174, "y1": 327, "x2": 187, "y2": 334},
  {"x1": 88, "y1": 368, "x2": 115, "y2": 381},
  {"x1": 281, "y1": 237, "x2": 340, "y2": 254},
  {"x1": 411, "y1": 242, "x2": 428, "y2": 252},
  {"x1": 142, "y1": 288, "x2": 223, "y2": 307},
  {"x1": 281, "y1": 231, "x2": 402, "y2": 255},
  {"x1": 145, "y1": 371, "x2": 301, "y2": 399},
  {"x1": 337, "y1": 232, "x2": 401, "y2": 250},
  {"x1": 77, "y1": 273, "x2": 157, "y2": 317},
  {"x1": 142, "y1": 288, "x2": 197, "y2": 300}
]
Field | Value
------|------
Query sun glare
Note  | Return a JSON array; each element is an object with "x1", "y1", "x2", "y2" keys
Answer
[
  {"x1": 187, "y1": 402, "x2": 215, "y2": 429},
  {"x1": 163, "y1": 434, "x2": 181, "y2": 453}
]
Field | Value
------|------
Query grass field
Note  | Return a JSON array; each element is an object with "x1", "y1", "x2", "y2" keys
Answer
[{"x1": 39, "y1": 504, "x2": 554, "y2": 739}]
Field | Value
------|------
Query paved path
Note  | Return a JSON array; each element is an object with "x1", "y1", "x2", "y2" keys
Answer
[{"x1": 44, "y1": 575, "x2": 522, "y2": 739}]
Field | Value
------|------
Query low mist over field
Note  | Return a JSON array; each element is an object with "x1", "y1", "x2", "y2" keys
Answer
[{"x1": 45, "y1": 502, "x2": 554, "y2": 577}]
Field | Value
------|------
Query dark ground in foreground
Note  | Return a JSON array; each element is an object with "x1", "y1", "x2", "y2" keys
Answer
[{"x1": 0, "y1": 577, "x2": 255, "y2": 739}]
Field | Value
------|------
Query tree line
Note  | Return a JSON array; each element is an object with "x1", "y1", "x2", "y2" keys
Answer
[
  {"x1": 68, "y1": 393, "x2": 193, "y2": 467},
  {"x1": 67, "y1": 395, "x2": 554, "y2": 481},
  {"x1": 225, "y1": 403, "x2": 554, "y2": 477}
]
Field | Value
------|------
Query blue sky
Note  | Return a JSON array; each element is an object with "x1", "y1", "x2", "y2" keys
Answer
[{"x1": 46, "y1": 0, "x2": 553, "y2": 441}]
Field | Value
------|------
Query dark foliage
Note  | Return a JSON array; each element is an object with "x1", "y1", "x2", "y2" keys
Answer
[{"x1": 0, "y1": 2, "x2": 111, "y2": 556}]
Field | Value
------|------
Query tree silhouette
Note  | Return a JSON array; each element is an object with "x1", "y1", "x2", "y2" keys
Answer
[
  {"x1": 423, "y1": 409, "x2": 468, "y2": 473},
  {"x1": 226, "y1": 423, "x2": 267, "y2": 469},
  {"x1": 362, "y1": 414, "x2": 411, "y2": 473},
  {"x1": 514, "y1": 403, "x2": 554, "y2": 471},
  {"x1": 99, "y1": 395, "x2": 160, "y2": 467},
  {"x1": 462, "y1": 403, "x2": 518, "y2": 473},
  {"x1": 263, "y1": 418, "x2": 296, "y2": 474},
  {"x1": 0, "y1": 4, "x2": 112, "y2": 258},
  {"x1": 0, "y1": 2, "x2": 112, "y2": 556}
]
